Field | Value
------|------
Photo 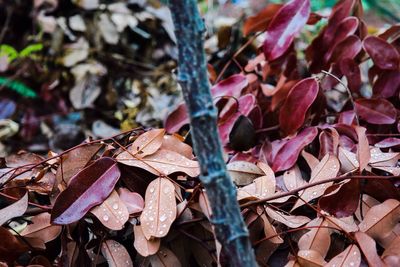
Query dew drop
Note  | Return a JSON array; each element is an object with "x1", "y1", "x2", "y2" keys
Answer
[
  {"x1": 159, "y1": 230, "x2": 164, "y2": 235},
  {"x1": 103, "y1": 215, "x2": 109, "y2": 221},
  {"x1": 149, "y1": 187, "x2": 155, "y2": 193},
  {"x1": 350, "y1": 262, "x2": 354, "y2": 266},
  {"x1": 312, "y1": 191, "x2": 317, "y2": 196},
  {"x1": 353, "y1": 251, "x2": 357, "y2": 255},
  {"x1": 112, "y1": 203, "x2": 119, "y2": 210},
  {"x1": 160, "y1": 214, "x2": 167, "y2": 222},
  {"x1": 163, "y1": 187, "x2": 171, "y2": 194},
  {"x1": 149, "y1": 216, "x2": 154, "y2": 221}
]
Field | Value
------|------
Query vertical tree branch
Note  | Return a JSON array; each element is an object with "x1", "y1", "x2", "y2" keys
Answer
[{"x1": 167, "y1": 1, "x2": 257, "y2": 266}]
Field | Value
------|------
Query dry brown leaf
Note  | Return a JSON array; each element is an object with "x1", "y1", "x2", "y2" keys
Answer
[
  {"x1": 199, "y1": 190, "x2": 212, "y2": 220},
  {"x1": 382, "y1": 236, "x2": 400, "y2": 267},
  {"x1": 359, "y1": 199, "x2": 400, "y2": 248},
  {"x1": 255, "y1": 162, "x2": 276, "y2": 197},
  {"x1": 160, "y1": 134, "x2": 194, "y2": 159},
  {"x1": 140, "y1": 177, "x2": 177, "y2": 239},
  {"x1": 354, "y1": 231, "x2": 386, "y2": 267},
  {"x1": 117, "y1": 149, "x2": 200, "y2": 177},
  {"x1": 0, "y1": 192, "x2": 28, "y2": 225},
  {"x1": 355, "y1": 195, "x2": 380, "y2": 222},
  {"x1": 260, "y1": 212, "x2": 284, "y2": 244},
  {"x1": 355, "y1": 126, "x2": 370, "y2": 172},
  {"x1": 302, "y1": 150, "x2": 320, "y2": 170},
  {"x1": 117, "y1": 187, "x2": 144, "y2": 214},
  {"x1": 227, "y1": 161, "x2": 264, "y2": 186},
  {"x1": 21, "y1": 212, "x2": 62, "y2": 243},
  {"x1": 326, "y1": 215, "x2": 359, "y2": 233},
  {"x1": 90, "y1": 190, "x2": 129, "y2": 231},
  {"x1": 283, "y1": 165, "x2": 306, "y2": 191},
  {"x1": 325, "y1": 244, "x2": 361, "y2": 267},
  {"x1": 292, "y1": 154, "x2": 340, "y2": 211},
  {"x1": 133, "y1": 224, "x2": 160, "y2": 257},
  {"x1": 149, "y1": 246, "x2": 182, "y2": 267},
  {"x1": 265, "y1": 207, "x2": 310, "y2": 228},
  {"x1": 130, "y1": 129, "x2": 165, "y2": 158},
  {"x1": 297, "y1": 250, "x2": 326, "y2": 267},
  {"x1": 338, "y1": 147, "x2": 359, "y2": 173},
  {"x1": 369, "y1": 147, "x2": 400, "y2": 167},
  {"x1": 101, "y1": 239, "x2": 133, "y2": 267},
  {"x1": 298, "y1": 217, "x2": 331, "y2": 258}
]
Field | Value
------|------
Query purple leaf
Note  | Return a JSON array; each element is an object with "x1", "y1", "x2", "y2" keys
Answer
[
  {"x1": 355, "y1": 98, "x2": 397, "y2": 125},
  {"x1": 373, "y1": 70, "x2": 400, "y2": 98},
  {"x1": 211, "y1": 74, "x2": 248, "y2": 98},
  {"x1": 164, "y1": 103, "x2": 189, "y2": 133},
  {"x1": 363, "y1": 36, "x2": 400, "y2": 70}
]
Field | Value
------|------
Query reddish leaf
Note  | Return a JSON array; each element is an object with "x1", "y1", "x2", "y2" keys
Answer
[
  {"x1": 263, "y1": 0, "x2": 310, "y2": 61},
  {"x1": 355, "y1": 126, "x2": 370, "y2": 172},
  {"x1": 211, "y1": 74, "x2": 248, "y2": 98},
  {"x1": 160, "y1": 134, "x2": 194, "y2": 159},
  {"x1": 279, "y1": 78, "x2": 319, "y2": 135},
  {"x1": 21, "y1": 212, "x2": 62, "y2": 243},
  {"x1": 164, "y1": 103, "x2": 189, "y2": 133},
  {"x1": 117, "y1": 188, "x2": 144, "y2": 214},
  {"x1": 340, "y1": 58, "x2": 361, "y2": 93},
  {"x1": 318, "y1": 179, "x2": 360, "y2": 217},
  {"x1": 363, "y1": 36, "x2": 400, "y2": 70},
  {"x1": 354, "y1": 231, "x2": 386, "y2": 267},
  {"x1": 329, "y1": 35, "x2": 362, "y2": 64},
  {"x1": 243, "y1": 4, "x2": 283, "y2": 36},
  {"x1": 318, "y1": 127, "x2": 340, "y2": 158},
  {"x1": 130, "y1": 129, "x2": 165, "y2": 158},
  {"x1": 101, "y1": 239, "x2": 133, "y2": 267},
  {"x1": 382, "y1": 236, "x2": 400, "y2": 267},
  {"x1": 373, "y1": 70, "x2": 400, "y2": 98},
  {"x1": 272, "y1": 127, "x2": 318, "y2": 172},
  {"x1": 51, "y1": 157, "x2": 121, "y2": 224},
  {"x1": 133, "y1": 224, "x2": 160, "y2": 256},
  {"x1": 0, "y1": 226, "x2": 29, "y2": 263},
  {"x1": 325, "y1": 244, "x2": 361, "y2": 267},
  {"x1": 298, "y1": 217, "x2": 331, "y2": 257},
  {"x1": 355, "y1": 98, "x2": 397, "y2": 124}
]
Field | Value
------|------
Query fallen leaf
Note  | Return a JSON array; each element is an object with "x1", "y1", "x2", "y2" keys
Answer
[
  {"x1": 149, "y1": 246, "x2": 182, "y2": 267},
  {"x1": 227, "y1": 161, "x2": 263, "y2": 186},
  {"x1": 265, "y1": 207, "x2": 310, "y2": 228},
  {"x1": 140, "y1": 178, "x2": 176, "y2": 239},
  {"x1": 101, "y1": 239, "x2": 133, "y2": 267},
  {"x1": 130, "y1": 129, "x2": 165, "y2": 158},
  {"x1": 298, "y1": 217, "x2": 331, "y2": 258},
  {"x1": 21, "y1": 212, "x2": 62, "y2": 243},
  {"x1": 0, "y1": 192, "x2": 28, "y2": 225},
  {"x1": 160, "y1": 134, "x2": 193, "y2": 159},
  {"x1": 117, "y1": 188, "x2": 144, "y2": 214},
  {"x1": 133, "y1": 224, "x2": 160, "y2": 257},
  {"x1": 283, "y1": 165, "x2": 306, "y2": 191},
  {"x1": 0, "y1": 226, "x2": 29, "y2": 263},
  {"x1": 382, "y1": 236, "x2": 400, "y2": 267},
  {"x1": 355, "y1": 126, "x2": 370, "y2": 172},
  {"x1": 325, "y1": 244, "x2": 361, "y2": 267},
  {"x1": 297, "y1": 250, "x2": 326, "y2": 267},
  {"x1": 338, "y1": 147, "x2": 359, "y2": 172},
  {"x1": 354, "y1": 231, "x2": 386, "y2": 267}
]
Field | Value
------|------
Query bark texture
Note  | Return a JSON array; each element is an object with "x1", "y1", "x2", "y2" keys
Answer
[{"x1": 167, "y1": 1, "x2": 257, "y2": 266}]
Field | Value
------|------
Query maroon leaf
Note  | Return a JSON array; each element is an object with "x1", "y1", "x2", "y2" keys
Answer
[
  {"x1": 51, "y1": 157, "x2": 121, "y2": 224},
  {"x1": 318, "y1": 179, "x2": 360, "y2": 218},
  {"x1": 164, "y1": 103, "x2": 189, "y2": 133},
  {"x1": 373, "y1": 70, "x2": 400, "y2": 98},
  {"x1": 263, "y1": 0, "x2": 310, "y2": 61},
  {"x1": 340, "y1": 59, "x2": 361, "y2": 93},
  {"x1": 329, "y1": 35, "x2": 362, "y2": 64},
  {"x1": 279, "y1": 78, "x2": 319, "y2": 135},
  {"x1": 211, "y1": 74, "x2": 248, "y2": 98},
  {"x1": 0, "y1": 226, "x2": 29, "y2": 263},
  {"x1": 355, "y1": 98, "x2": 397, "y2": 125},
  {"x1": 363, "y1": 36, "x2": 400, "y2": 70},
  {"x1": 272, "y1": 127, "x2": 318, "y2": 172},
  {"x1": 243, "y1": 4, "x2": 283, "y2": 36}
]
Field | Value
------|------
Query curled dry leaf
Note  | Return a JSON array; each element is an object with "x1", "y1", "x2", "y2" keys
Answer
[
  {"x1": 0, "y1": 226, "x2": 29, "y2": 263},
  {"x1": 199, "y1": 190, "x2": 212, "y2": 220},
  {"x1": 20, "y1": 212, "x2": 62, "y2": 243},
  {"x1": 301, "y1": 150, "x2": 319, "y2": 170},
  {"x1": 133, "y1": 224, "x2": 160, "y2": 257},
  {"x1": 283, "y1": 165, "x2": 306, "y2": 191},
  {"x1": 117, "y1": 149, "x2": 200, "y2": 177},
  {"x1": 382, "y1": 236, "x2": 400, "y2": 267},
  {"x1": 117, "y1": 187, "x2": 144, "y2": 214},
  {"x1": 359, "y1": 199, "x2": 400, "y2": 248},
  {"x1": 260, "y1": 213, "x2": 284, "y2": 244},
  {"x1": 149, "y1": 246, "x2": 182, "y2": 267},
  {"x1": 325, "y1": 244, "x2": 361, "y2": 267},
  {"x1": 297, "y1": 250, "x2": 326, "y2": 267},
  {"x1": 101, "y1": 239, "x2": 133, "y2": 267},
  {"x1": 0, "y1": 192, "x2": 28, "y2": 225},
  {"x1": 354, "y1": 231, "x2": 386, "y2": 267},
  {"x1": 160, "y1": 134, "x2": 193, "y2": 159},
  {"x1": 338, "y1": 147, "x2": 359, "y2": 172},
  {"x1": 355, "y1": 195, "x2": 380, "y2": 222},
  {"x1": 130, "y1": 129, "x2": 165, "y2": 158},
  {"x1": 51, "y1": 157, "x2": 121, "y2": 224},
  {"x1": 265, "y1": 207, "x2": 310, "y2": 228},
  {"x1": 355, "y1": 126, "x2": 370, "y2": 172},
  {"x1": 369, "y1": 147, "x2": 400, "y2": 167},
  {"x1": 298, "y1": 217, "x2": 331, "y2": 258},
  {"x1": 90, "y1": 190, "x2": 129, "y2": 231},
  {"x1": 140, "y1": 177, "x2": 177, "y2": 239},
  {"x1": 227, "y1": 161, "x2": 263, "y2": 186},
  {"x1": 292, "y1": 154, "x2": 340, "y2": 211}
]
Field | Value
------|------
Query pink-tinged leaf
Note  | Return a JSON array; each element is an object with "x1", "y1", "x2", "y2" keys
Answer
[
  {"x1": 219, "y1": 94, "x2": 256, "y2": 145},
  {"x1": 160, "y1": 134, "x2": 194, "y2": 159},
  {"x1": 130, "y1": 129, "x2": 165, "y2": 158},
  {"x1": 373, "y1": 70, "x2": 400, "y2": 98},
  {"x1": 382, "y1": 236, "x2": 400, "y2": 267},
  {"x1": 297, "y1": 250, "x2": 326, "y2": 266},
  {"x1": 260, "y1": 212, "x2": 284, "y2": 244},
  {"x1": 298, "y1": 217, "x2": 331, "y2": 258},
  {"x1": 149, "y1": 246, "x2": 182, "y2": 267},
  {"x1": 359, "y1": 199, "x2": 400, "y2": 248},
  {"x1": 354, "y1": 231, "x2": 386, "y2": 267},
  {"x1": 90, "y1": 190, "x2": 129, "y2": 230},
  {"x1": 20, "y1": 212, "x2": 62, "y2": 243},
  {"x1": 325, "y1": 244, "x2": 361, "y2": 267},
  {"x1": 318, "y1": 127, "x2": 340, "y2": 158},
  {"x1": 318, "y1": 179, "x2": 360, "y2": 218},
  {"x1": 355, "y1": 126, "x2": 370, "y2": 172},
  {"x1": 263, "y1": 0, "x2": 310, "y2": 61},
  {"x1": 301, "y1": 151, "x2": 319, "y2": 170},
  {"x1": 0, "y1": 192, "x2": 28, "y2": 225},
  {"x1": 254, "y1": 162, "x2": 276, "y2": 198},
  {"x1": 338, "y1": 147, "x2": 359, "y2": 172},
  {"x1": 340, "y1": 58, "x2": 361, "y2": 93},
  {"x1": 363, "y1": 36, "x2": 400, "y2": 70},
  {"x1": 265, "y1": 207, "x2": 310, "y2": 228},
  {"x1": 116, "y1": 149, "x2": 200, "y2": 177},
  {"x1": 324, "y1": 16, "x2": 360, "y2": 63},
  {"x1": 283, "y1": 165, "x2": 307, "y2": 191},
  {"x1": 355, "y1": 98, "x2": 397, "y2": 125},
  {"x1": 227, "y1": 161, "x2": 263, "y2": 186},
  {"x1": 117, "y1": 188, "x2": 144, "y2": 214},
  {"x1": 51, "y1": 157, "x2": 121, "y2": 224},
  {"x1": 375, "y1": 138, "x2": 400, "y2": 149},
  {"x1": 140, "y1": 178, "x2": 176, "y2": 239},
  {"x1": 329, "y1": 35, "x2": 362, "y2": 64},
  {"x1": 164, "y1": 103, "x2": 189, "y2": 133},
  {"x1": 369, "y1": 147, "x2": 400, "y2": 167},
  {"x1": 279, "y1": 78, "x2": 319, "y2": 135},
  {"x1": 0, "y1": 226, "x2": 29, "y2": 263},
  {"x1": 211, "y1": 74, "x2": 248, "y2": 98},
  {"x1": 243, "y1": 3, "x2": 283, "y2": 36},
  {"x1": 292, "y1": 154, "x2": 340, "y2": 211},
  {"x1": 338, "y1": 110, "x2": 357, "y2": 126},
  {"x1": 101, "y1": 239, "x2": 133, "y2": 267},
  {"x1": 272, "y1": 127, "x2": 318, "y2": 172},
  {"x1": 133, "y1": 224, "x2": 160, "y2": 257},
  {"x1": 199, "y1": 190, "x2": 212, "y2": 219}
]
